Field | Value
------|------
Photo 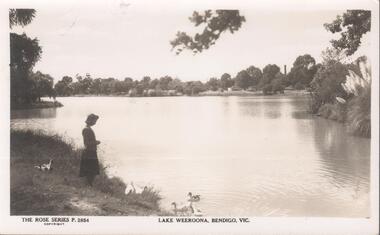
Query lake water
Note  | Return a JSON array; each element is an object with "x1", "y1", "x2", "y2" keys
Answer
[{"x1": 11, "y1": 96, "x2": 370, "y2": 217}]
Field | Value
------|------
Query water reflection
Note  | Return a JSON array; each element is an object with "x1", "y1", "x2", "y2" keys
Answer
[
  {"x1": 11, "y1": 108, "x2": 57, "y2": 119},
  {"x1": 313, "y1": 118, "x2": 370, "y2": 184},
  {"x1": 10, "y1": 96, "x2": 370, "y2": 217},
  {"x1": 311, "y1": 117, "x2": 370, "y2": 216}
]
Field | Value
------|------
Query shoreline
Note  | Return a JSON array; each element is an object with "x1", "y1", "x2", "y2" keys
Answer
[
  {"x1": 56, "y1": 89, "x2": 310, "y2": 98},
  {"x1": 10, "y1": 130, "x2": 168, "y2": 216},
  {"x1": 11, "y1": 100, "x2": 64, "y2": 110}
]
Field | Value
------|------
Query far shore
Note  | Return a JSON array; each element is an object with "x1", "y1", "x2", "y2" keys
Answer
[
  {"x1": 11, "y1": 100, "x2": 63, "y2": 110},
  {"x1": 56, "y1": 89, "x2": 310, "y2": 98}
]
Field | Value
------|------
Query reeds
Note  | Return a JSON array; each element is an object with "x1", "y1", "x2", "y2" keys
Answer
[{"x1": 346, "y1": 86, "x2": 371, "y2": 137}]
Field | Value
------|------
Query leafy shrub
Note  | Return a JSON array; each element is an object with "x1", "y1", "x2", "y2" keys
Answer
[
  {"x1": 317, "y1": 103, "x2": 347, "y2": 122},
  {"x1": 294, "y1": 82, "x2": 305, "y2": 90},
  {"x1": 262, "y1": 84, "x2": 272, "y2": 95}
]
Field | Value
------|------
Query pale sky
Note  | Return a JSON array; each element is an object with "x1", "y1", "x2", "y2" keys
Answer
[{"x1": 10, "y1": 2, "x2": 370, "y2": 82}]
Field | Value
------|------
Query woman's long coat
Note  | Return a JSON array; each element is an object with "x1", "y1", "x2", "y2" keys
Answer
[{"x1": 79, "y1": 127, "x2": 100, "y2": 177}]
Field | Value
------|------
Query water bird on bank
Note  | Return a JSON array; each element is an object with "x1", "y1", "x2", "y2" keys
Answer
[
  {"x1": 171, "y1": 202, "x2": 192, "y2": 216},
  {"x1": 187, "y1": 192, "x2": 201, "y2": 202},
  {"x1": 34, "y1": 159, "x2": 53, "y2": 171},
  {"x1": 125, "y1": 181, "x2": 148, "y2": 195},
  {"x1": 336, "y1": 97, "x2": 346, "y2": 104}
]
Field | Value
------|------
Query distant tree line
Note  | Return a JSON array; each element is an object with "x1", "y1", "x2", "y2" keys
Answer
[{"x1": 52, "y1": 54, "x2": 320, "y2": 97}]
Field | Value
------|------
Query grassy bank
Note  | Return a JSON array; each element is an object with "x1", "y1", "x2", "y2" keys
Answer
[
  {"x1": 311, "y1": 83, "x2": 371, "y2": 138},
  {"x1": 198, "y1": 89, "x2": 309, "y2": 96},
  {"x1": 11, "y1": 130, "x2": 165, "y2": 216},
  {"x1": 11, "y1": 100, "x2": 63, "y2": 110}
]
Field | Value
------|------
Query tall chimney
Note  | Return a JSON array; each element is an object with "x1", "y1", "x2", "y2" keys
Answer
[{"x1": 284, "y1": 65, "x2": 287, "y2": 75}]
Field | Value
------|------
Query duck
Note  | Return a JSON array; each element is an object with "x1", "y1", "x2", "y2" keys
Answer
[
  {"x1": 34, "y1": 159, "x2": 53, "y2": 171},
  {"x1": 124, "y1": 183, "x2": 134, "y2": 195},
  {"x1": 171, "y1": 202, "x2": 192, "y2": 216},
  {"x1": 125, "y1": 181, "x2": 148, "y2": 195},
  {"x1": 187, "y1": 192, "x2": 201, "y2": 202},
  {"x1": 336, "y1": 97, "x2": 346, "y2": 104},
  {"x1": 189, "y1": 202, "x2": 203, "y2": 217}
]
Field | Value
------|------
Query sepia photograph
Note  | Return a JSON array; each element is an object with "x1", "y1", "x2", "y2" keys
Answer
[{"x1": 0, "y1": 0, "x2": 379, "y2": 234}]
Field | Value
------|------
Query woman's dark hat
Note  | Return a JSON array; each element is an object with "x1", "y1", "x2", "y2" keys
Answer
[{"x1": 86, "y1": 114, "x2": 99, "y2": 124}]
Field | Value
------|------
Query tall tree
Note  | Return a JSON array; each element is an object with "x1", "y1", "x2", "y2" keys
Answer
[
  {"x1": 234, "y1": 70, "x2": 251, "y2": 90},
  {"x1": 158, "y1": 76, "x2": 173, "y2": 90},
  {"x1": 206, "y1": 77, "x2": 219, "y2": 91},
  {"x1": 141, "y1": 76, "x2": 151, "y2": 90},
  {"x1": 310, "y1": 60, "x2": 349, "y2": 111},
  {"x1": 30, "y1": 71, "x2": 54, "y2": 101},
  {"x1": 324, "y1": 10, "x2": 371, "y2": 56},
  {"x1": 246, "y1": 66, "x2": 262, "y2": 86},
  {"x1": 168, "y1": 78, "x2": 183, "y2": 92},
  {"x1": 55, "y1": 76, "x2": 73, "y2": 96},
  {"x1": 260, "y1": 64, "x2": 280, "y2": 87},
  {"x1": 171, "y1": 10, "x2": 245, "y2": 54},
  {"x1": 220, "y1": 73, "x2": 233, "y2": 90},
  {"x1": 10, "y1": 9, "x2": 42, "y2": 105},
  {"x1": 9, "y1": 9, "x2": 36, "y2": 28},
  {"x1": 287, "y1": 54, "x2": 317, "y2": 87}
]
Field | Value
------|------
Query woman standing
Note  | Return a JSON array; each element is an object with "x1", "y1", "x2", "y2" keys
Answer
[{"x1": 80, "y1": 114, "x2": 101, "y2": 186}]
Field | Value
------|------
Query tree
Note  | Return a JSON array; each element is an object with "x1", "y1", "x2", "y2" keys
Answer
[
  {"x1": 10, "y1": 9, "x2": 42, "y2": 105},
  {"x1": 9, "y1": 9, "x2": 36, "y2": 28},
  {"x1": 30, "y1": 71, "x2": 54, "y2": 101},
  {"x1": 168, "y1": 78, "x2": 183, "y2": 92},
  {"x1": 234, "y1": 70, "x2": 251, "y2": 90},
  {"x1": 271, "y1": 73, "x2": 286, "y2": 94},
  {"x1": 321, "y1": 47, "x2": 346, "y2": 64},
  {"x1": 149, "y1": 78, "x2": 159, "y2": 89},
  {"x1": 55, "y1": 76, "x2": 73, "y2": 96},
  {"x1": 287, "y1": 54, "x2": 317, "y2": 87},
  {"x1": 158, "y1": 76, "x2": 173, "y2": 90},
  {"x1": 89, "y1": 78, "x2": 101, "y2": 95},
  {"x1": 141, "y1": 76, "x2": 151, "y2": 90},
  {"x1": 310, "y1": 60, "x2": 349, "y2": 112},
  {"x1": 324, "y1": 10, "x2": 371, "y2": 56},
  {"x1": 220, "y1": 73, "x2": 233, "y2": 90},
  {"x1": 246, "y1": 66, "x2": 262, "y2": 86},
  {"x1": 123, "y1": 77, "x2": 134, "y2": 92},
  {"x1": 260, "y1": 64, "x2": 280, "y2": 88},
  {"x1": 206, "y1": 77, "x2": 219, "y2": 91},
  {"x1": 183, "y1": 81, "x2": 206, "y2": 95},
  {"x1": 171, "y1": 10, "x2": 245, "y2": 54},
  {"x1": 80, "y1": 74, "x2": 93, "y2": 94}
]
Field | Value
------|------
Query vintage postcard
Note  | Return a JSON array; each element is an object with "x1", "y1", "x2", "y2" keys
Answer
[{"x1": 0, "y1": 0, "x2": 379, "y2": 234}]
